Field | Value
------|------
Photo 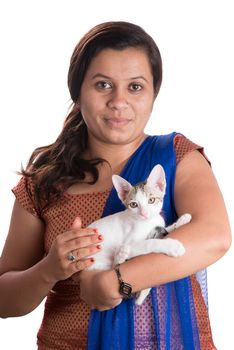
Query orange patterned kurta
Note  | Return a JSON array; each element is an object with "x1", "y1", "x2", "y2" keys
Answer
[{"x1": 12, "y1": 135, "x2": 215, "y2": 349}]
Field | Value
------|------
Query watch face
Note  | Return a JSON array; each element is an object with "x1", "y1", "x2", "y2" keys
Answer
[{"x1": 120, "y1": 281, "x2": 132, "y2": 298}]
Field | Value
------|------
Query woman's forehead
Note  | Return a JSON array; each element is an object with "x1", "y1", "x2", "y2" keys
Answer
[{"x1": 85, "y1": 48, "x2": 153, "y2": 81}]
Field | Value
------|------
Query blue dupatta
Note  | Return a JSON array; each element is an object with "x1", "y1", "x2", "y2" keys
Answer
[{"x1": 87, "y1": 133, "x2": 206, "y2": 349}]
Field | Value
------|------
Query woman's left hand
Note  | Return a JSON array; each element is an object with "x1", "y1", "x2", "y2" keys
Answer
[{"x1": 79, "y1": 269, "x2": 122, "y2": 311}]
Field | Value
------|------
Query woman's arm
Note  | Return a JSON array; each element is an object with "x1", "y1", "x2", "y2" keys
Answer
[
  {"x1": 0, "y1": 200, "x2": 51, "y2": 317},
  {"x1": 0, "y1": 201, "x2": 101, "y2": 318},
  {"x1": 80, "y1": 150, "x2": 232, "y2": 309}
]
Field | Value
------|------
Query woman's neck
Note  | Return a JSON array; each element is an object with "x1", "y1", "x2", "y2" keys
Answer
[
  {"x1": 66, "y1": 133, "x2": 148, "y2": 194},
  {"x1": 84, "y1": 133, "x2": 148, "y2": 172}
]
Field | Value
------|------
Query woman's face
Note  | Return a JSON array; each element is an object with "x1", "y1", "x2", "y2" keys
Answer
[{"x1": 79, "y1": 47, "x2": 155, "y2": 146}]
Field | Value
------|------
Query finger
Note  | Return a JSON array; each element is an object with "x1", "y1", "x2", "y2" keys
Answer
[
  {"x1": 71, "y1": 217, "x2": 100, "y2": 239},
  {"x1": 73, "y1": 257, "x2": 96, "y2": 272},
  {"x1": 73, "y1": 244, "x2": 102, "y2": 260},
  {"x1": 71, "y1": 216, "x2": 82, "y2": 230},
  {"x1": 63, "y1": 227, "x2": 99, "y2": 242},
  {"x1": 66, "y1": 233, "x2": 103, "y2": 250}
]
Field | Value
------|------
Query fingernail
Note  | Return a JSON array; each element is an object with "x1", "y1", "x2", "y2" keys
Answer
[
  {"x1": 98, "y1": 235, "x2": 103, "y2": 240},
  {"x1": 93, "y1": 228, "x2": 98, "y2": 234},
  {"x1": 90, "y1": 258, "x2": 95, "y2": 263},
  {"x1": 96, "y1": 244, "x2": 101, "y2": 250}
]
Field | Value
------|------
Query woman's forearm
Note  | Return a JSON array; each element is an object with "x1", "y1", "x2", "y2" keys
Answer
[
  {"x1": 105, "y1": 219, "x2": 231, "y2": 298},
  {"x1": 0, "y1": 258, "x2": 55, "y2": 318}
]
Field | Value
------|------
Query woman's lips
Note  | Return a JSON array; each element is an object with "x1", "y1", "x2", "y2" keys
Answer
[{"x1": 104, "y1": 118, "x2": 131, "y2": 128}]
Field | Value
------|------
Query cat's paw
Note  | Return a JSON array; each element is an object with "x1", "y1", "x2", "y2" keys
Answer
[
  {"x1": 176, "y1": 213, "x2": 192, "y2": 227},
  {"x1": 165, "y1": 238, "x2": 185, "y2": 257},
  {"x1": 113, "y1": 245, "x2": 130, "y2": 266}
]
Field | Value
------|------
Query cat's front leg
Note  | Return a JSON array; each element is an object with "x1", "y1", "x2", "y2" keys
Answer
[
  {"x1": 113, "y1": 244, "x2": 131, "y2": 266},
  {"x1": 159, "y1": 238, "x2": 185, "y2": 257},
  {"x1": 114, "y1": 239, "x2": 185, "y2": 261},
  {"x1": 166, "y1": 213, "x2": 192, "y2": 233}
]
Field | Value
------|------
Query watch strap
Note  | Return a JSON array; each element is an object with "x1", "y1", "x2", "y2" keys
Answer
[{"x1": 114, "y1": 264, "x2": 133, "y2": 298}]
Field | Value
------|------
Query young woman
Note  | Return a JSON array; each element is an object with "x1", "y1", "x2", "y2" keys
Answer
[{"x1": 0, "y1": 21, "x2": 231, "y2": 349}]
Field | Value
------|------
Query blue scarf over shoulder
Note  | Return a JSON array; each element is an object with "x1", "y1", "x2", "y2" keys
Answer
[{"x1": 87, "y1": 133, "x2": 206, "y2": 350}]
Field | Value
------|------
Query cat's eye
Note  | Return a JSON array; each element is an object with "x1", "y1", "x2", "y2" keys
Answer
[
  {"x1": 148, "y1": 197, "x2": 156, "y2": 204},
  {"x1": 129, "y1": 201, "x2": 138, "y2": 208}
]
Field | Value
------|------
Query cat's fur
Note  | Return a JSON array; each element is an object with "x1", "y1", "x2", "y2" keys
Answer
[{"x1": 87, "y1": 164, "x2": 191, "y2": 304}]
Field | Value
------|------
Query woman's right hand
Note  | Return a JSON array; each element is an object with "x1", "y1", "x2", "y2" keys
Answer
[
  {"x1": 41, "y1": 217, "x2": 102, "y2": 284},
  {"x1": 0, "y1": 203, "x2": 103, "y2": 317}
]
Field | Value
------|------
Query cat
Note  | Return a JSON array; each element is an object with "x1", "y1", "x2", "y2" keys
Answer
[{"x1": 86, "y1": 164, "x2": 191, "y2": 305}]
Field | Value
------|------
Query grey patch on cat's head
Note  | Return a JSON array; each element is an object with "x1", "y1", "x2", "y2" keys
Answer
[
  {"x1": 122, "y1": 188, "x2": 135, "y2": 206},
  {"x1": 132, "y1": 182, "x2": 146, "y2": 193}
]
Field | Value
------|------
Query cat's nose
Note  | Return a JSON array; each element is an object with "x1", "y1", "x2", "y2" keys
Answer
[{"x1": 140, "y1": 210, "x2": 149, "y2": 219}]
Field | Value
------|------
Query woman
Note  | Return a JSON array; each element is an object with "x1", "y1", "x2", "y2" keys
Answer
[{"x1": 0, "y1": 21, "x2": 231, "y2": 349}]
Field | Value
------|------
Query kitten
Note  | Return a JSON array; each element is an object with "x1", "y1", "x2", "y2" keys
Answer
[{"x1": 87, "y1": 164, "x2": 191, "y2": 304}]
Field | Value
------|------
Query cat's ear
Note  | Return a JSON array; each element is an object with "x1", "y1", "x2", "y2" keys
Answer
[
  {"x1": 146, "y1": 164, "x2": 166, "y2": 194},
  {"x1": 112, "y1": 175, "x2": 132, "y2": 202}
]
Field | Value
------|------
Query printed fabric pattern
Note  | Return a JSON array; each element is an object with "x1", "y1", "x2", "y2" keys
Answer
[
  {"x1": 11, "y1": 133, "x2": 215, "y2": 349},
  {"x1": 87, "y1": 133, "x2": 216, "y2": 350}
]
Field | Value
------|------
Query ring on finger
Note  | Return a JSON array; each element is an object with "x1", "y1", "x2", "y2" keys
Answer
[{"x1": 67, "y1": 251, "x2": 77, "y2": 262}]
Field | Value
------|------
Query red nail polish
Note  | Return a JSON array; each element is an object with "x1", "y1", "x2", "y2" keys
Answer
[
  {"x1": 96, "y1": 244, "x2": 101, "y2": 249},
  {"x1": 90, "y1": 258, "x2": 95, "y2": 262},
  {"x1": 93, "y1": 228, "x2": 98, "y2": 233},
  {"x1": 98, "y1": 235, "x2": 103, "y2": 240}
]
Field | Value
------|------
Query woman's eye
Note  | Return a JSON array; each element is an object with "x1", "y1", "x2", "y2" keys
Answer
[
  {"x1": 129, "y1": 202, "x2": 138, "y2": 208},
  {"x1": 129, "y1": 83, "x2": 143, "y2": 92},
  {"x1": 96, "y1": 81, "x2": 112, "y2": 90},
  {"x1": 148, "y1": 197, "x2": 156, "y2": 204}
]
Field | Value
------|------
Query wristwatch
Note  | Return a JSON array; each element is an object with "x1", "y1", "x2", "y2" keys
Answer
[{"x1": 114, "y1": 264, "x2": 133, "y2": 298}]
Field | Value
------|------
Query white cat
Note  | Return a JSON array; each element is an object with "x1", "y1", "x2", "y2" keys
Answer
[{"x1": 87, "y1": 164, "x2": 191, "y2": 305}]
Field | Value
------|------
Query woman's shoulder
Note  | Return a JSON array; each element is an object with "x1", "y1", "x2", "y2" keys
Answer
[
  {"x1": 148, "y1": 132, "x2": 208, "y2": 165},
  {"x1": 173, "y1": 133, "x2": 209, "y2": 165},
  {"x1": 12, "y1": 176, "x2": 41, "y2": 218}
]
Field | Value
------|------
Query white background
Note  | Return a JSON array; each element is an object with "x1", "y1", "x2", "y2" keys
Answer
[{"x1": 0, "y1": 0, "x2": 233, "y2": 349}]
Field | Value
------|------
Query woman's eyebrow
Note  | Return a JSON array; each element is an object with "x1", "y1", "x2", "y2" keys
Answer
[
  {"x1": 91, "y1": 73, "x2": 111, "y2": 80},
  {"x1": 91, "y1": 73, "x2": 149, "y2": 83}
]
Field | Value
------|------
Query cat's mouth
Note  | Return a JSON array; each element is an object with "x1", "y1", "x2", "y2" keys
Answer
[{"x1": 140, "y1": 213, "x2": 150, "y2": 219}]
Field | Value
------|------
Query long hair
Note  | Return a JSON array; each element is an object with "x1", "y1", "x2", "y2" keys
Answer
[{"x1": 22, "y1": 21, "x2": 163, "y2": 209}]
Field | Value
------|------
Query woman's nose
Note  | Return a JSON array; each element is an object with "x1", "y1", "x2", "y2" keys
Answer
[{"x1": 107, "y1": 88, "x2": 129, "y2": 110}]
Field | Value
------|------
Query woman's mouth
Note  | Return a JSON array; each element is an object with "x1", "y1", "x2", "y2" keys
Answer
[{"x1": 104, "y1": 118, "x2": 131, "y2": 128}]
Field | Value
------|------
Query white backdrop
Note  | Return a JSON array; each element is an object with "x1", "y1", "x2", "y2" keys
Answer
[{"x1": 0, "y1": 1, "x2": 233, "y2": 349}]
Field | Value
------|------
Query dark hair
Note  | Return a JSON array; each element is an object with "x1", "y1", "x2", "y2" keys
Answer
[
  {"x1": 68, "y1": 21, "x2": 162, "y2": 102},
  {"x1": 22, "y1": 21, "x2": 162, "y2": 209}
]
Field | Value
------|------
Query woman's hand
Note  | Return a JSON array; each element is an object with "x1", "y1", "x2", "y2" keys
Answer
[
  {"x1": 41, "y1": 217, "x2": 103, "y2": 284},
  {"x1": 79, "y1": 269, "x2": 122, "y2": 311}
]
